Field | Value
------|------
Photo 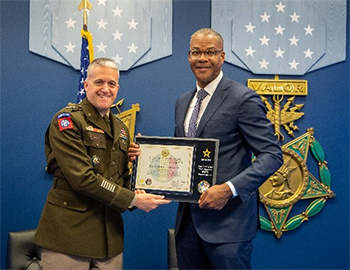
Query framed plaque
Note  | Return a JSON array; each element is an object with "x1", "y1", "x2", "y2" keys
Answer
[{"x1": 131, "y1": 136, "x2": 219, "y2": 202}]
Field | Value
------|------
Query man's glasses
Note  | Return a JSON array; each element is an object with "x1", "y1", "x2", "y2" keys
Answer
[{"x1": 188, "y1": 50, "x2": 223, "y2": 59}]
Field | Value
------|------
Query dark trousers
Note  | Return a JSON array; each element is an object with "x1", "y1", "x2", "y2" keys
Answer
[{"x1": 175, "y1": 204, "x2": 252, "y2": 270}]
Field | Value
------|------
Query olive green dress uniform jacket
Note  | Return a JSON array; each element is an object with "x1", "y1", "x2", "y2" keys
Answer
[{"x1": 35, "y1": 98, "x2": 135, "y2": 259}]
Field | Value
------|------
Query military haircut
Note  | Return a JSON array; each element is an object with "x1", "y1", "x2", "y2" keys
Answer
[{"x1": 87, "y1": 58, "x2": 120, "y2": 78}]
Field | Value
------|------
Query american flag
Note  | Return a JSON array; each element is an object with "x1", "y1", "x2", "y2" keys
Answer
[{"x1": 77, "y1": 29, "x2": 94, "y2": 103}]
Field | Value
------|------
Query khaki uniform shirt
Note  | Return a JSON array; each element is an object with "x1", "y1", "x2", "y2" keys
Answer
[{"x1": 35, "y1": 98, "x2": 135, "y2": 259}]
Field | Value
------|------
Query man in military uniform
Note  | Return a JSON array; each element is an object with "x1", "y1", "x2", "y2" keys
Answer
[{"x1": 35, "y1": 58, "x2": 170, "y2": 269}]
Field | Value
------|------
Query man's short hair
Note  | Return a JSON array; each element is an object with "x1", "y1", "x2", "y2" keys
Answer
[
  {"x1": 87, "y1": 58, "x2": 120, "y2": 78},
  {"x1": 190, "y1": 28, "x2": 224, "y2": 49}
]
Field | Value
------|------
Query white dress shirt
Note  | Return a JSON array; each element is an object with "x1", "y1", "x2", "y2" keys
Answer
[{"x1": 184, "y1": 71, "x2": 238, "y2": 198}]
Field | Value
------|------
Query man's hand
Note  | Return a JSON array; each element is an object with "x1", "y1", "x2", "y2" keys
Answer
[
  {"x1": 128, "y1": 142, "x2": 141, "y2": 162},
  {"x1": 134, "y1": 192, "x2": 171, "y2": 212},
  {"x1": 198, "y1": 183, "x2": 232, "y2": 210},
  {"x1": 128, "y1": 133, "x2": 142, "y2": 161}
]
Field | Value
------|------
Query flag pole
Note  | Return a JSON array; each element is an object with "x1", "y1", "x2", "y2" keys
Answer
[
  {"x1": 78, "y1": 0, "x2": 92, "y2": 31},
  {"x1": 76, "y1": 0, "x2": 93, "y2": 103}
]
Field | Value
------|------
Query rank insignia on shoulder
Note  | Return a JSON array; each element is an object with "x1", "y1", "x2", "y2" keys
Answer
[
  {"x1": 119, "y1": 128, "x2": 128, "y2": 140},
  {"x1": 57, "y1": 113, "x2": 73, "y2": 131},
  {"x1": 66, "y1": 102, "x2": 82, "y2": 111}
]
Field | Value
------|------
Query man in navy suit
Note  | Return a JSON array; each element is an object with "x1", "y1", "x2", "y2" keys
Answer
[
  {"x1": 128, "y1": 28, "x2": 283, "y2": 269},
  {"x1": 173, "y1": 28, "x2": 283, "y2": 269}
]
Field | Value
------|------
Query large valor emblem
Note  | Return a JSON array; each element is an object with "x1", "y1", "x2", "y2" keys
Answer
[
  {"x1": 260, "y1": 148, "x2": 308, "y2": 207},
  {"x1": 258, "y1": 128, "x2": 335, "y2": 238},
  {"x1": 248, "y1": 78, "x2": 335, "y2": 239}
]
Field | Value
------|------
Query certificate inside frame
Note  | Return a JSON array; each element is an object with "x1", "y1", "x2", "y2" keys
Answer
[{"x1": 131, "y1": 136, "x2": 219, "y2": 202}]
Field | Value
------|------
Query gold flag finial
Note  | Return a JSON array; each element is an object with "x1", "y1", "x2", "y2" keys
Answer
[{"x1": 78, "y1": 0, "x2": 92, "y2": 31}]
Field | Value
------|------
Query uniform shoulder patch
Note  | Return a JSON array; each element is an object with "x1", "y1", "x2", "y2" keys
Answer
[{"x1": 57, "y1": 112, "x2": 74, "y2": 131}]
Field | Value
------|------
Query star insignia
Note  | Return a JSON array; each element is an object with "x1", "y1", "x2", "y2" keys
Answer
[{"x1": 203, "y1": 148, "x2": 211, "y2": 158}]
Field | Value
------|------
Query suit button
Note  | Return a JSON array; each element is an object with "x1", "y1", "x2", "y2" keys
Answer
[
  {"x1": 96, "y1": 143, "x2": 99, "y2": 147},
  {"x1": 111, "y1": 161, "x2": 115, "y2": 167},
  {"x1": 63, "y1": 201, "x2": 68, "y2": 206},
  {"x1": 112, "y1": 147, "x2": 116, "y2": 151}
]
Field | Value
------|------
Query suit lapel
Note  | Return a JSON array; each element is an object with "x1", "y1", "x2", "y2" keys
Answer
[
  {"x1": 196, "y1": 77, "x2": 230, "y2": 137},
  {"x1": 178, "y1": 90, "x2": 196, "y2": 137}
]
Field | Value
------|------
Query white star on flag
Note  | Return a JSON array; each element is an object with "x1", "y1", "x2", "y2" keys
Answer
[
  {"x1": 112, "y1": 6, "x2": 123, "y2": 17},
  {"x1": 275, "y1": 2, "x2": 286, "y2": 12},
  {"x1": 96, "y1": 18, "x2": 108, "y2": 29},
  {"x1": 98, "y1": 0, "x2": 107, "y2": 6},
  {"x1": 245, "y1": 46, "x2": 255, "y2": 57},
  {"x1": 112, "y1": 30, "x2": 123, "y2": 41},
  {"x1": 274, "y1": 48, "x2": 285, "y2": 58},
  {"x1": 128, "y1": 19, "x2": 139, "y2": 29},
  {"x1": 259, "y1": 35, "x2": 270, "y2": 46},
  {"x1": 290, "y1": 12, "x2": 300, "y2": 23},
  {"x1": 64, "y1": 42, "x2": 76, "y2": 53},
  {"x1": 96, "y1": 42, "x2": 107, "y2": 53},
  {"x1": 289, "y1": 59, "x2": 299, "y2": 70},
  {"x1": 245, "y1": 22, "x2": 256, "y2": 33},
  {"x1": 128, "y1": 43, "x2": 138, "y2": 53},
  {"x1": 289, "y1": 35, "x2": 299, "y2": 46},
  {"x1": 275, "y1": 25, "x2": 285, "y2": 35},
  {"x1": 260, "y1": 12, "x2": 271, "y2": 23},
  {"x1": 303, "y1": 48, "x2": 314, "y2": 59},
  {"x1": 304, "y1": 25, "x2": 314, "y2": 36},
  {"x1": 112, "y1": 54, "x2": 123, "y2": 65},
  {"x1": 65, "y1": 17, "x2": 77, "y2": 28},
  {"x1": 259, "y1": 58, "x2": 270, "y2": 69}
]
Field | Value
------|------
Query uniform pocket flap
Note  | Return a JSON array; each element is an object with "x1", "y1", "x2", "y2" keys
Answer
[
  {"x1": 118, "y1": 137, "x2": 128, "y2": 153},
  {"x1": 84, "y1": 131, "x2": 106, "y2": 149},
  {"x1": 47, "y1": 189, "x2": 89, "y2": 212}
]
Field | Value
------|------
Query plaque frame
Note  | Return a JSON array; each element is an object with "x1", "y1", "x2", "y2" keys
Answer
[{"x1": 131, "y1": 136, "x2": 219, "y2": 202}]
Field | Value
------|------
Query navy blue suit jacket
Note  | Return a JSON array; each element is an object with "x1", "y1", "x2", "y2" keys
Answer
[{"x1": 174, "y1": 76, "x2": 283, "y2": 243}]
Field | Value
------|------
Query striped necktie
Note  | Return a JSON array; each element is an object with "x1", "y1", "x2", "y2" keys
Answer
[{"x1": 187, "y1": 89, "x2": 208, "y2": 137}]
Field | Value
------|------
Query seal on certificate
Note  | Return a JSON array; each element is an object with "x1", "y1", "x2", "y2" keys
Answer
[
  {"x1": 197, "y1": 180, "x2": 210, "y2": 194},
  {"x1": 161, "y1": 149, "x2": 170, "y2": 157}
]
